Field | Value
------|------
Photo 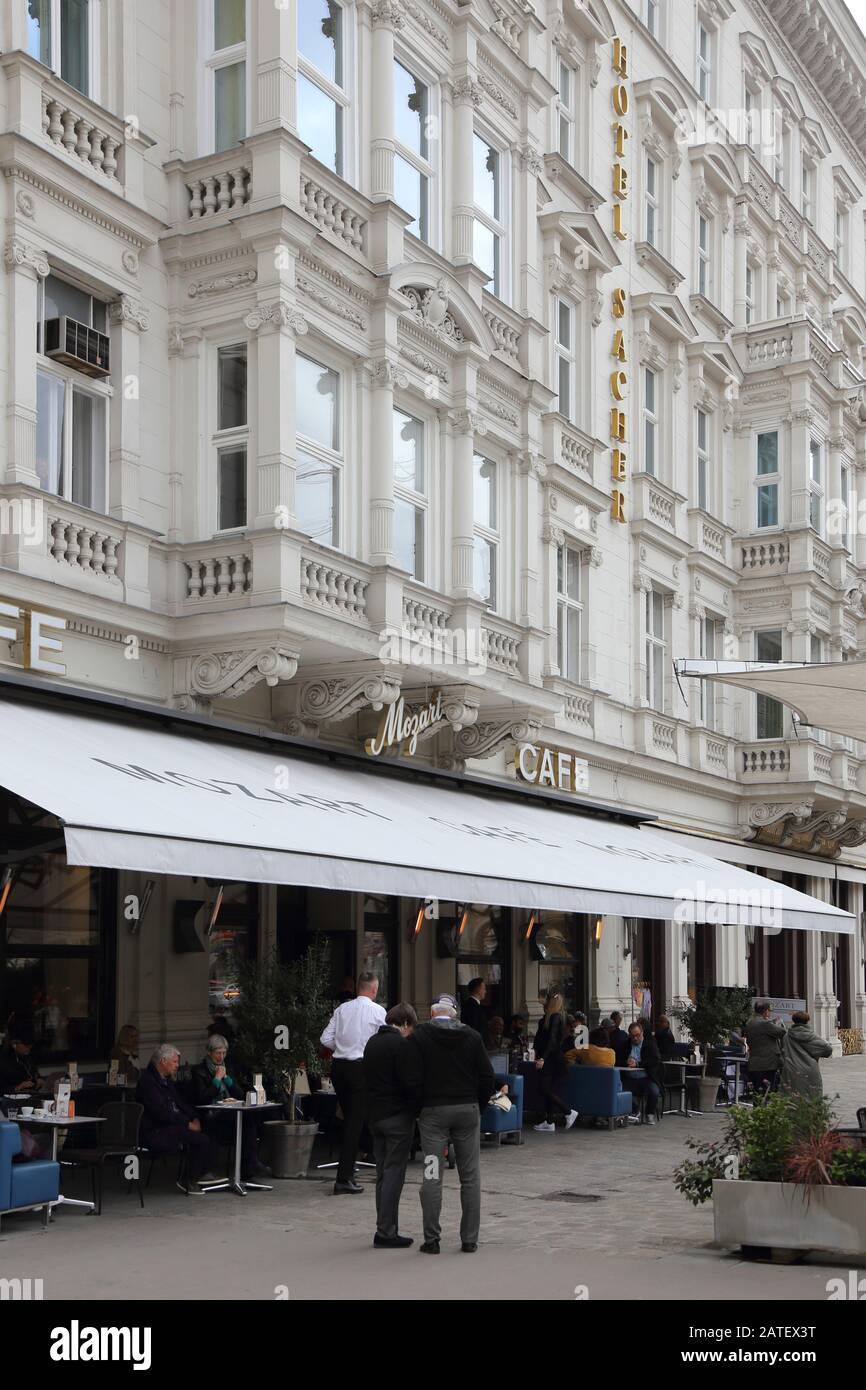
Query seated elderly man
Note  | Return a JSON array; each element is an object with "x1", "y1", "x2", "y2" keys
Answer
[
  {"x1": 191, "y1": 1034, "x2": 269, "y2": 1183},
  {"x1": 136, "y1": 1044, "x2": 221, "y2": 1194}
]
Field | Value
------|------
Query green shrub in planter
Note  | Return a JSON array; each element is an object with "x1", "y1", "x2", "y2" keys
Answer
[{"x1": 830, "y1": 1147, "x2": 866, "y2": 1187}]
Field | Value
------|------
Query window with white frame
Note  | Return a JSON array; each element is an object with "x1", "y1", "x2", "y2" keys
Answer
[
  {"x1": 755, "y1": 629, "x2": 783, "y2": 739},
  {"x1": 554, "y1": 298, "x2": 576, "y2": 422},
  {"x1": 776, "y1": 288, "x2": 790, "y2": 318},
  {"x1": 700, "y1": 615, "x2": 722, "y2": 729},
  {"x1": 756, "y1": 430, "x2": 779, "y2": 528},
  {"x1": 644, "y1": 0, "x2": 660, "y2": 39},
  {"x1": 295, "y1": 353, "x2": 341, "y2": 547},
  {"x1": 801, "y1": 158, "x2": 815, "y2": 224},
  {"x1": 473, "y1": 454, "x2": 498, "y2": 609},
  {"x1": 214, "y1": 342, "x2": 248, "y2": 532},
  {"x1": 298, "y1": 1, "x2": 347, "y2": 176},
  {"x1": 27, "y1": 0, "x2": 97, "y2": 99},
  {"x1": 201, "y1": 0, "x2": 247, "y2": 154},
  {"x1": 697, "y1": 213, "x2": 711, "y2": 298},
  {"x1": 645, "y1": 155, "x2": 660, "y2": 247},
  {"x1": 557, "y1": 58, "x2": 577, "y2": 164},
  {"x1": 557, "y1": 543, "x2": 583, "y2": 683},
  {"x1": 696, "y1": 18, "x2": 712, "y2": 104},
  {"x1": 473, "y1": 133, "x2": 506, "y2": 300},
  {"x1": 393, "y1": 407, "x2": 425, "y2": 580},
  {"x1": 809, "y1": 437, "x2": 823, "y2": 535},
  {"x1": 696, "y1": 407, "x2": 710, "y2": 511},
  {"x1": 645, "y1": 588, "x2": 666, "y2": 711},
  {"x1": 394, "y1": 58, "x2": 434, "y2": 245},
  {"x1": 35, "y1": 273, "x2": 108, "y2": 512},
  {"x1": 643, "y1": 367, "x2": 658, "y2": 476}
]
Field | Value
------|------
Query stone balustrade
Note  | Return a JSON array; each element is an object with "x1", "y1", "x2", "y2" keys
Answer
[
  {"x1": 299, "y1": 172, "x2": 366, "y2": 253},
  {"x1": 186, "y1": 162, "x2": 251, "y2": 219},
  {"x1": 48, "y1": 515, "x2": 122, "y2": 580},
  {"x1": 186, "y1": 551, "x2": 252, "y2": 599},
  {"x1": 301, "y1": 555, "x2": 368, "y2": 620}
]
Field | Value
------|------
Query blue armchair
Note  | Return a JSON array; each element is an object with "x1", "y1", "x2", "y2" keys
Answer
[
  {"x1": 481, "y1": 1071, "x2": 524, "y2": 1145},
  {"x1": 0, "y1": 1120, "x2": 60, "y2": 1232},
  {"x1": 561, "y1": 1066, "x2": 632, "y2": 1129}
]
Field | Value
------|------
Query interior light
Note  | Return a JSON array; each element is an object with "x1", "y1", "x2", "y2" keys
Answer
[
  {"x1": 594, "y1": 916, "x2": 604, "y2": 945},
  {"x1": 413, "y1": 905, "x2": 425, "y2": 937},
  {"x1": 524, "y1": 910, "x2": 539, "y2": 941}
]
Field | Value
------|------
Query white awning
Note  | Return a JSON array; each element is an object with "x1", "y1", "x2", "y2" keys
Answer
[
  {"x1": 0, "y1": 697, "x2": 852, "y2": 932},
  {"x1": 676, "y1": 657, "x2": 866, "y2": 741}
]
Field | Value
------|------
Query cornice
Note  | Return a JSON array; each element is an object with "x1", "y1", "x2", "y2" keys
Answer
[{"x1": 1, "y1": 162, "x2": 150, "y2": 248}]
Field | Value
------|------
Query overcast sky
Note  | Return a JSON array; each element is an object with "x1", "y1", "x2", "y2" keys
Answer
[{"x1": 843, "y1": 0, "x2": 866, "y2": 33}]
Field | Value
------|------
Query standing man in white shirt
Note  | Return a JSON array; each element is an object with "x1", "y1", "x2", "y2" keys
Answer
[{"x1": 320, "y1": 972, "x2": 386, "y2": 1194}]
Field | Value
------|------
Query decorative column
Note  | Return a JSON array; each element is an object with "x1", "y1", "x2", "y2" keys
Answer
[
  {"x1": 517, "y1": 451, "x2": 546, "y2": 631},
  {"x1": 367, "y1": 359, "x2": 405, "y2": 566},
  {"x1": 108, "y1": 295, "x2": 150, "y2": 524},
  {"x1": 733, "y1": 202, "x2": 749, "y2": 328},
  {"x1": 766, "y1": 245, "x2": 780, "y2": 318},
  {"x1": 788, "y1": 403, "x2": 813, "y2": 530},
  {"x1": 451, "y1": 77, "x2": 481, "y2": 265},
  {"x1": 370, "y1": 0, "x2": 402, "y2": 200},
  {"x1": 827, "y1": 403, "x2": 845, "y2": 554},
  {"x1": 450, "y1": 409, "x2": 484, "y2": 597},
  {"x1": 253, "y1": 0, "x2": 297, "y2": 132},
  {"x1": 244, "y1": 299, "x2": 308, "y2": 529},
  {"x1": 849, "y1": 881, "x2": 866, "y2": 1036},
  {"x1": 804, "y1": 876, "x2": 843, "y2": 1054},
  {"x1": 3, "y1": 238, "x2": 48, "y2": 487}
]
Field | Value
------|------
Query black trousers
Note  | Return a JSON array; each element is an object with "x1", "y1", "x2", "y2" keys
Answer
[
  {"x1": 370, "y1": 1111, "x2": 414, "y2": 1238},
  {"x1": 538, "y1": 1059, "x2": 569, "y2": 1123},
  {"x1": 143, "y1": 1124, "x2": 218, "y2": 1180},
  {"x1": 331, "y1": 1058, "x2": 368, "y2": 1184},
  {"x1": 749, "y1": 1069, "x2": 779, "y2": 1094}
]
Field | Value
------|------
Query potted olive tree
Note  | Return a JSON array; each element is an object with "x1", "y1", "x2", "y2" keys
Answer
[
  {"x1": 232, "y1": 938, "x2": 334, "y2": 1178},
  {"x1": 671, "y1": 988, "x2": 753, "y2": 1113}
]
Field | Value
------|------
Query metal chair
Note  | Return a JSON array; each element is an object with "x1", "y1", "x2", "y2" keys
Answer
[{"x1": 62, "y1": 1102, "x2": 146, "y2": 1215}]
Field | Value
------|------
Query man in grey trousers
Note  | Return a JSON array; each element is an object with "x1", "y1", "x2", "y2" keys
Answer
[{"x1": 402, "y1": 993, "x2": 497, "y2": 1255}]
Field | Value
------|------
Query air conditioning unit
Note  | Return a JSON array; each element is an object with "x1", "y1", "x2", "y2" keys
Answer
[{"x1": 44, "y1": 316, "x2": 110, "y2": 378}]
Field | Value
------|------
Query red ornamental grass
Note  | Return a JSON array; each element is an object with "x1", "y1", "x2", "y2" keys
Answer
[{"x1": 784, "y1": 1131, "x2": 843, "y2": 1188}]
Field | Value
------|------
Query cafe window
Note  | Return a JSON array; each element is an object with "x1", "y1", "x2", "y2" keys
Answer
[
  {"x1": 442, "y1": 904, "x2": 509, "y2": 1026},
  {"x1": 529, "y1": 912, "x2": 588, "y2": 1015},
  {"x1": 0, "y1": 842, "x2": 115, "y2": 1062},
  {"x1": 207, "y1": 882, "x2": 259, "y2": 1017},
  {"x1": 360, "y1": 895, "x2": 398, "y2": 1011}
]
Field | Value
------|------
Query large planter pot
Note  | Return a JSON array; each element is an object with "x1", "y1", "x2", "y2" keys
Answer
[
  {"x1": 263, "y1": 1120, "x2": 318, "y2": 1178},
  {"x1": 713, "y1": 1179, "x2": 866, "y2": 1259},
  {"x1": 697, "y1": 1077, "x2": 721, "y2": 1113}
]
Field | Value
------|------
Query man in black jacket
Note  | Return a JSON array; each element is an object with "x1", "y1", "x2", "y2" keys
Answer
[
  {"x1": 622, "y1": 1021, "x2": 663, "y2": 1124},
  {"x1": 402, "y1": 994, "x2": 497, "y2": 1255},
  {"x1": 363, "y1": 1003, "x2": 418, "y2": 1249},
  {"x1": 460, "y1": 979, "x2": 487, "y2": 1036},
  {"x1": 608, "y1": 1011, "x2": 631, "y2": 1066},
  {"x1": 136, "y1": 1044, "x2": 220, "y2": 1193}
]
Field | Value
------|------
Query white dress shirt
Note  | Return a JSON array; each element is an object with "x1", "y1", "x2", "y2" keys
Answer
[{"x1": 320, "y1": 995, "x2": 386, "y2": 1060}]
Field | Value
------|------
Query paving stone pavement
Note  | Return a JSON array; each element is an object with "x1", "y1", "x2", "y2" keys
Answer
[{"x1": 1, "y1": 1056, "x2": 862, "y2": 1301}]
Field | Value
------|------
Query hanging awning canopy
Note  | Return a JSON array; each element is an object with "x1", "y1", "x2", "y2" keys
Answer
[
  {"x1": 0, "y1": 680, "x2": 852, "y2": 933},
  {"x1": 675, "y1": 657, "x2": 866, "y2": 742}
]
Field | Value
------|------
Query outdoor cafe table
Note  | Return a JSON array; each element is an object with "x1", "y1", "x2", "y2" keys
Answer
[
  {"x1": 197, "y1": 1101, "x2": 282, "y2": 1195},
  {"x1": 14, "y1": 1113, "x2": 106, "y2": 1215}
]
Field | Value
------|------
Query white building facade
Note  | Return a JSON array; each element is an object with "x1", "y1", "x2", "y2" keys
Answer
[{"x1": 1, "y1": 0, "x2": 866, "y2": 1055}]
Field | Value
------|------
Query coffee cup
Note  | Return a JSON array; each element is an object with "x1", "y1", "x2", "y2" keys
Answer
[
  {"x1": 43, "y1": 1101, "x2": 55, "y2": 1115},
  {"x1": 32, "y1": 1108, "x2": 45, "y2": 1117},
  {"x1": 20, "y1": 1105, "x2": 34, "y2": 1116}
]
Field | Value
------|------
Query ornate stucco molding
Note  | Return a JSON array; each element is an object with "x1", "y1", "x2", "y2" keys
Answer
[
  {"x1": 187, "y1": 647, "x2": 300, "y2": 701},
  {"x1": 299, "y1": 673, "x2": 402, "y2": 724}
]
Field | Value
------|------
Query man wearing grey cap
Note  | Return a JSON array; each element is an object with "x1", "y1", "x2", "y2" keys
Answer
[{"x1": 401, "y1": 993, "x2": 497, "y2": 1254}]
